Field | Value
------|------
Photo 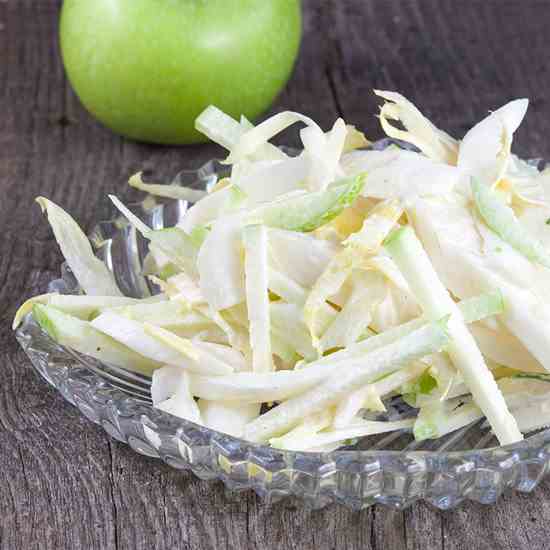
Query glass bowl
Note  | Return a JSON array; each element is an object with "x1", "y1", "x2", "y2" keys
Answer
[{"x1": 15, "y1": 147, "x2": 550, "y2": 510}]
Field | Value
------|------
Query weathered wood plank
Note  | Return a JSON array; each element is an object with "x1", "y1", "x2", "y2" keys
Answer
[
  {"x1": 3, "y1": 1, "x2": 550, "y2": 549},
  {"x1": 0, "y1": 3, "x2": 118, "y2": 548},
  {"x1": 326, "y1": 0, "x2": 550, "y2": 159}
]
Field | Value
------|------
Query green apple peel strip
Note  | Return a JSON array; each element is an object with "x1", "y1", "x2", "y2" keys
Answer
[{"x1": 384, "y1": 226, "x2": 522, "y2": 445}]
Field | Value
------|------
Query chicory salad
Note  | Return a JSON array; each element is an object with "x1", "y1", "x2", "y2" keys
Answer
[{"x1": 14, "y1": 90, "x2": 550, "y2": 451}]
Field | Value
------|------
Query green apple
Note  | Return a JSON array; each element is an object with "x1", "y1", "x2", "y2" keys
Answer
[{"x1": 60, "y1": 0, "x2": 302, "y2": 144}]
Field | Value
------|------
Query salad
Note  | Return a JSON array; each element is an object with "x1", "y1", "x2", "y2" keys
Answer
[{"x1": 14, "y1": 90, "x2": 550, "y2": 452}]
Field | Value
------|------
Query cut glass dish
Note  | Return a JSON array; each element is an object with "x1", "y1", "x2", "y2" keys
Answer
[{"x1": 15, "y1": 142, "x2": 550, "y2": 510}]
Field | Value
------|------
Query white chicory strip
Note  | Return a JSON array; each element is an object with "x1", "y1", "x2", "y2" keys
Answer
[
  {"x1": 142, "y1": 322, "x2": 199, "y2": 360},
  {"x1": 195, "y1": 105, "x2": 246, "y2": 150},
  {"x1": 129, "y1": 172, "x2": 207, "y2": 202},
  {"x1": 195, "y1": 105, "x2": 285, "y2": 160},
  {"x1": 33, "y1": 305, "x2": 159, "y2": 376},
  {"x1": 268, "y1": 228, "x2": 338, "y2": 288},
  {"x1": 225, "y1": 111, "x2": 321, "y2": 164},
  {"x1": 188, "y1": 363, "x2": 336, "y2": 403},
  {"x1": 91, "y1": 311, "x2": 233, "y2": 375},
  {"x1": 301, "y1": 117, "x2": 347, "y2": 191},
  {"x1": 197, "y1": 213, "x2": 246, "y2": 311},
  {"x1": 468, "y1": 323, "x2": 545, "y2": 374},
  {"x1": 374, "y1": 90, "x2": 459, "y2": 164},
  {"x1": 116, "y1": 301, "x2": 193, "y2": 327},
  {"x1": 270, "y1": 303, "x2": 317, "y2": 361},
  {"x1": 243, "y1": 225, "x2": 273, "y2": 372},
  {"x1": 13, "y1": 293, "x2": 154, "y2": 329},
  {"x1": 458, "y1": 99, "x2": 528, "y2": 188},
  {"x1": 110, "y1": 195, "x2": 200, "y2": 276},
  {"x1": 304, "y1": 249, "x2": 355, "y2": 350},
  {"x1": 193, "y1": 340, "x2": 250, "y2": 373},
  {"x1": 358, "y1": 152, "x2": 460, "y2": 202},
  {"x1": 36, "y1": 198, "x2": 122, "y2": 296}
]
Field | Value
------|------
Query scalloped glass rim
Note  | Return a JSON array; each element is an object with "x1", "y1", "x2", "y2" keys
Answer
[{"x1": 15, "y1": 141, "x2": 550, "y2": 510}]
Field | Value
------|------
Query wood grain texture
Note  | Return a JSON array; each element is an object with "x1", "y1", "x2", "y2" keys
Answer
[{"x1": 3, "y1": 1, "x2": 550, "y2": 549}]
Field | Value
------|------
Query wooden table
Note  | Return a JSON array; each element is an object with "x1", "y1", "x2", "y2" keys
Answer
[{"x1": 3, "y1": 1, "x2": 550, "y2": 548}]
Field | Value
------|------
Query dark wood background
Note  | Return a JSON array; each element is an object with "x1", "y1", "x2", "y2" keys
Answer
[{"x1": 3, "y1": 1, "x2": 550, "y2": 548}]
